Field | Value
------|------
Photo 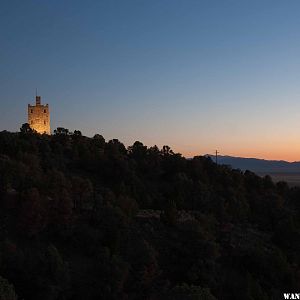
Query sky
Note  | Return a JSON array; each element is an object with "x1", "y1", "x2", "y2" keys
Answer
[{"x1": 1, "y1": 0, "x2": 300, "y2": 161}]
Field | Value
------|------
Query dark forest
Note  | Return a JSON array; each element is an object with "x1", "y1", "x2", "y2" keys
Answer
[{"x1": 0, "y1": 124, "x2": 299, "y2": 300}]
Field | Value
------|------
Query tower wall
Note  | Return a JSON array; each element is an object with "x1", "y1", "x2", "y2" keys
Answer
[{"x1": 28, "y1": 96, "x2": 50, "y2": 134}]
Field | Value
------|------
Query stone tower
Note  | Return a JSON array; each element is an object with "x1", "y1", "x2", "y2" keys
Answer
[{"x1": 28, "y1": 95, "x2": 50, "y2": 134}]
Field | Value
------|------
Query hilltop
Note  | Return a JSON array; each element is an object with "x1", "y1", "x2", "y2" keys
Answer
[
  {"x1": 0, "y1": 126, "x2": 299, "y2": 300},
  {"x1": 206, "y1": 155, "x2": 300, "y2": 173}
]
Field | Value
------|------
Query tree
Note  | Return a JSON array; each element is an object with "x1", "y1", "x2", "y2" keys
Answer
[
  {"x1": 162, "y1": 145, "x2": 174, "y2": 156},
  {"x1": 161, "y1": 201, "x2": 178, "y2": 226},
  {"x1": 20, "y1": 123, "x2": 34, "y2": 134},
  {"x1": 106, "y1": 139, "x2": 127, "y2": 157},
  {"x1": 128, "y1": 141, "x2": 147, "y2": 159},
  {"x1": 54, "y1": 127, "x2": 69, "y2": 136},
  {"x1": 167, "y1": 284, "x2": 217, "y2": 300},
  {"x1": 49, "y1": 188, "x2": 73, "y2": 228},
  {"x1": 116, "y1": 195, "x2": 138, "y2": 219},
  {"x1": 71, "y1": 176, "x2": 93, "y2": 210},
  {"x1": 93, "y1": 134, "x2": 105, "y2": 147},
  {"x1": 73, "y1": 130, "x2": 82, "y2": 136},
  {"x1": 0, "y1": 276, "x2": 18, "y2": 300},
  {"x1": 18, "y1": 188, "x2": 46, "y2": 237}
]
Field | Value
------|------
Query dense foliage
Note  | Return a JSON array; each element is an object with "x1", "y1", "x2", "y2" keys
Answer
[{"x1": 0, "y1": 125, "x2": 299, "y2": 299}]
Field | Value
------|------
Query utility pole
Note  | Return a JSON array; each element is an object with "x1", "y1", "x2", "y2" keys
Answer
[{"x1": 215, "y1": 150, "x2": 219, "y2": 164}]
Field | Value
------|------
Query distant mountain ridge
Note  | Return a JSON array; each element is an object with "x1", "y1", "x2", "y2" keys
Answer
[{"x1": 206, "y1": 155, "x2": 300, "y2": 173}]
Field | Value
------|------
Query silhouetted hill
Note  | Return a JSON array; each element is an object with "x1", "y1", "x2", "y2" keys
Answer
[
  {"x1": 207, "y1": 155, "x2": 300, "y2": 173},
  {"x1": 0, "y1": 126, "x2": 299, "y2": 300}
]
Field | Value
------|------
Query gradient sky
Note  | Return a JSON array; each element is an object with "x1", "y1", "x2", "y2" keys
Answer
[{"x1": 1, "y1": 0, "x2": 300, "y2": 161}]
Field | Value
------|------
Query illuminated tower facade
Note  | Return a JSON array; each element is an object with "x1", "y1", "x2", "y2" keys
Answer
[{"x1": 28, "y1": 95, "x2": 50, "y2": 134}]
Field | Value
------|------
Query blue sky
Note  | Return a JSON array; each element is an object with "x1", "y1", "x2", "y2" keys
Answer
[{"x1": 1, "y1": 0, "x2": 300, "y2": 160}]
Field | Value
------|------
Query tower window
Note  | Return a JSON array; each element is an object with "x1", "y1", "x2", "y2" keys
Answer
[
  {"x1": 44, "y1": 109, "x2": 46, "y2": 113},
  {"x1": 31, "y1": 110, "x2": 33, "y2": 113},
  {"x1": 44, "y1": 121, "x2": 46, "y2": 125}
]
